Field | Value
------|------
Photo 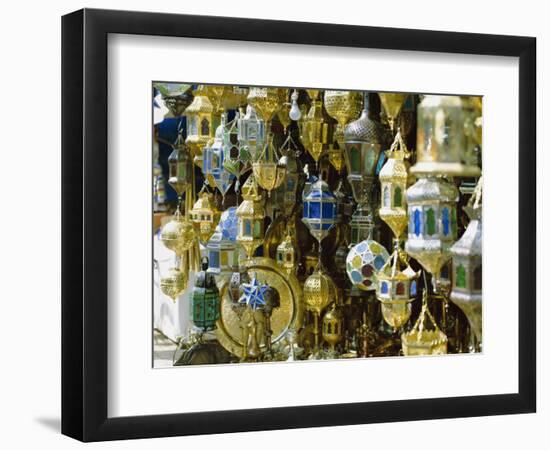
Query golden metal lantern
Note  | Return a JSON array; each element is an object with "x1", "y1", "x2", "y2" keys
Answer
[
  {"x1": 160, "y1": 267, "x2": 187, "y2": 301},
  {"x1": 167, "y1": 127, "x2": 194, "y2": 199},
  {"x1": 189, "y1": 188, "x2": 222, "y2": 244},
  {"x1": 324, "y1": 90, "x2": 363, "y2": 144},
  {"x1": 252, "y1": 134, "x2": 287, "y2": 193},
  {"x1": 378, "y1": 92, "x2": 408, "y2": 132},
  {"x1": 204, "y1": 84, "x2": 249, "y2": 112},
  {"x1": 412, "y1": 95, "x2": 481, "y2": 177},
  {"x1": 160, "y1": 210, "x2": 196, "y2": 256},
  {"x1": 322, "y1": 303, "x2": 344, "y2": 354},
  {"x1": 236, "y1": 174, "x2": 265, "y2": 258},
  {"x1": 185, "y1": 85, "x2": 221, "y2": 166},
  {"x1": 276, "y1": 229, "x2": 297, "y2": 276},
  {"x1": 402, "y1": 291, "x2": 448, "y2": 356},
  {"x1": 246, "y1": 87, "x2": 287, "y2": 125},
  {"x1": 301, "y1": 91, "x2": 336, "y2": 163}
]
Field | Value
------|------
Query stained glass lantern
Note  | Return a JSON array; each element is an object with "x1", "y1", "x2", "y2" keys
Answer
[
  {"x1": 302, "y1": 179, "x2": 338, "y2": 244},
  {"x1": 450, "y1": 178, "x2": 482, "y2": 345},
  {"x1": 252, "y1": 133, "x2": 287, "y2": 194},
  {"x1": 322, "y1": 304, "x2": 344, "y2": 354},
  {"x1": 236, "y1": 174, "x2": 265, "y2": 258},
  {"x1": 160, "y1": 267, "x2": 186, "y2": 302},
  {"x1": 189, "y1": 188, "x2": 222, "y2": 244},
  {"x1": 379, "y1": 140, "x2": 411, "y2": 239},
  {"x1": 205, "y1": 207, "x2": 240, "y2": 277},
  {"x1": 402, "y1": 290, "x2": 448, "y2": 356},
  {"x1": 346, "y1": 239, "x2": 390, "y2": 291},
  {"x1": 301, "y1": 91, "x2": 336, "y2": 163},
  {"x1": 376, "y1": 247, "x2": 420, "y2": 329},
  {"x1": 185, "y1": 85, "x2": 221, "y2": 166},
  {"x1": 202, "y1": 115, "x2": 236, "y2": 196},
  {"x1": 412, "y1": 95, "x2": 481, "y2": 177},
  {"x1": 190, "y1": 257, "x2": 221, "y2": 331},
  {"x1": 223, "y1": 111, "x2": 249, "y2": 180},
  {"x1": 238, "y1": 105, "x2": 266, "y2": 162},
  {"x1": 276, "y1": 229, "x2": 297, "y2": 276},
  {"x1": 167, "y1": 127, "x2": 194, "y2": 199},
  {"x1": 405, "y1": 177, "x2": 459, "y2": 277},
  {"x1": 160, "y1": 210, "x2": 196, "y2": 256}
]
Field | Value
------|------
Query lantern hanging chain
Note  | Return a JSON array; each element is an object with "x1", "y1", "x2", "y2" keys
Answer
[{"x1": 388, "y1": 127, "x2": 410, "y2": 159}]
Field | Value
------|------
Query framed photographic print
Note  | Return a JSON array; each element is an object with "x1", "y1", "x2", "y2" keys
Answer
[{"x1": 61, "y1": 8, "x2": 536, "y2": 442}]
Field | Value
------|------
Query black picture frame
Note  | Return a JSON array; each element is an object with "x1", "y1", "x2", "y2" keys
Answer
[{"x1": 61, "y1": 8, "x2": 536, "y2": 442}]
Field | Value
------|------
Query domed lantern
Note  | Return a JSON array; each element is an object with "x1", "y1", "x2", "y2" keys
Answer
[
  {"x1": 160, "y1": 267, "x2": 187, "y2": 302},
  {"x1": 322, "y1": 304, "x2": 345, "y2": 355},
  {"x1": 236, "y1": 174, "x2": 265, "y2": 259},
  {"x1": 202, "y1": 115, "x2": 236, "y2": 196},
  {"x1": 450, "y1": 178, "x2": 483, "y2": 346},
  {"x1": 205, "y1": 207, "x2": 239, "y2": 277},
  {"x1": 247, "y1": 87, "x2": 286, "y2": 127},
  {"x1": 301, "y1": 90, "x2": 336, "y2": 163},
  {"x1": 189, "y1": 188, "x2": 222, "y2": 244},
  {"x1": 405, "y1": 177, "x2": 459, "y2": 281},
  {"x1": 185, "y1": 85, "x2": 221, "y2": 166},
  {"x1": 237, "y1": 105, "x2": 266, "y2": 162},
  {"x1": 302, "y1": 178, "x2": 338, "y2": 244},
  {"x1": 346, "y1": 239, "x2": 390, "y2": 291},
  {"x1": 160, "y1": 209, "x2": 196, "y2": 256},
  {"x1": 190, "y1": 257, "x2": 221, "y2": 332},
  {"x1": 252, "y1": 133, "x2": 287, "y2": 194},
  {"x1": 167, "y1": 125, "x2": 194, "y2": 200},
  {"x1": 376, "y1": 245, "x2": 420, "y2": 329},
  {"x1": 411, "y1": 95, "x2": 481, "y2": 177}
]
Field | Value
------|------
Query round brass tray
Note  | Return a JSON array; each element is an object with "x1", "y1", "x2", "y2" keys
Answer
[{"x1": 215, "y1": 257, "x2": 304, "y2": 357}]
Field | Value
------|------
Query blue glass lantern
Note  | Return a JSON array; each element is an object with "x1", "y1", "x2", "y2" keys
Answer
[
  {"x1": 202, "y1": 115, "x2": 235, "y2": 196},
  {"x1": 205, "y1": 207, "x2": 240, "y2": 277},
  {"x1": 302, "y1": 179, "x2": 337, "y2": 243},
  {"x1": 238, "y1": 105, "x2": 266, "y2": 161}
]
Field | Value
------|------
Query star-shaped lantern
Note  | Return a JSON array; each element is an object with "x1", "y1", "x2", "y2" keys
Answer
[{"x1": 238, "y1": 274, "x2": 269, "y2": 310}]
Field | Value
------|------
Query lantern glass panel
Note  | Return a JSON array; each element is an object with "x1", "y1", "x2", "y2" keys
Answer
[
  {"x1": 456, "y1": 264, "x2": 467, "y2": 288},
  {"x1": 394, "y1": 187, "x2": 403, "y2": 207},
  {"x1": 244, "y1": 220, "x2": 251, "y2": 236},
  {"x1": 209, "y1": 250, "x2": 220, "y2": 269},
  {"x1": 309, "y1": 201, "x2": 321, "y2": 218}
]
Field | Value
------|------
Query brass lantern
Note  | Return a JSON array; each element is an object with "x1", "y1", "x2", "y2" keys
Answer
[
  {"x1": 202, "y1": 115, "x2": 235, "y2": 196},
  {"x1": 189, "y1": 188, "x2": 222, "y2": 244},
  {"x1": 322, "y1": 303, "x2": 344, "y2": 355},
  {"x1": 276, "y1": 228, "x2": 297, "y2": 276},
  {"x1": 379, "y1": 133, "x2": 411, "y2": 239},
  {"x1": 160, "y1": 267, "x2": 187, "y2": 302},
  {"x1": 376, "y1": 246, "x2": 420, "y2": 329},
  {"x1": 378, "y1": 92, "x2": 408, "y2": 133},
  {"x1": 236, "y1": 174, "x2": 265, "y2": 258},
  {"x1": 450, "y1": 178, "x2": 482, "y2": 346},
  {"x1": 167, "y1": 126, "x2": 194, "y2": 199},
  {"x1": 237, "y1": 105, "x2": 266, "y2": 162},
  {"x1": 412, "y1": 95, "x2": 481, "y2": 177},
  {"x1": 246, "y1": 87, "x2": 286, "y2": 126},
  {"x1": 252, "y1": 133, "x2": 287, "y2": 193},
  {"x1": 301, "y1": 91, "x2": 336, "y2": 163},
  {"x1": 273, "y1": 143, "x2": 302, "y2": 218},
  {"x1": 185, "y1": 85, "x2": 221, "y2": 166},
  {"x1": 160, "y1": 210, "x2": 196, "y2": 256},
  {"x1": 405, "y1": 177, "x2": 459, "y2": 278}
]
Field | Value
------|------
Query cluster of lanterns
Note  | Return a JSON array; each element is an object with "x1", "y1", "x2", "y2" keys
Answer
[{"x1": 153, "y1": 83, "x2": 483, "y2": 362}]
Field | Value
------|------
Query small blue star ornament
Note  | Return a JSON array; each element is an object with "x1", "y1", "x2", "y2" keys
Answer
[{"x1": 239, "y1": 274, "x2": 269, "y2": 310}]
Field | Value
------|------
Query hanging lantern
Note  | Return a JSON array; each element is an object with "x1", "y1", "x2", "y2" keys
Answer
[
  {"x1": 450, "y1": 178, "x2": 482, "y2": 345},
  {"x1": 378, "y1": 92, "x2": 408, "y2": 133},
  {"x1": 402, "y1": 290, "x2": 448, "y2": 356},
  {"x1": 153, "y1": 162, "x2": 166, "y2": 211},
  {"x1": 223, "y1": 110, "x2": 249, "y2": 179},
  {"x1": 273, "y1": 144, "x2": 302, "y2": 218},
  {"x1": 349, "y1": 204, "x2": 374, "y2": 246},
  {"x1": 202, "y1": 115, "x2": 236, "y2": 196},
  {"x1": 190, "y1": 257, "x2": 221, "y2": 331},
  {"x1": 301, "y1": 91, "x2": 336, "y2": 163},
  {"x1": 412, "y1": 95, "x2": 481, "y2": 177},
  {"x1": 160, "y1": 267, "x2": 186, "y2": 302},
  {"x1": 346, "y1": 239, "x2": 390, "y2": 291},
  {"x1": 376, "y1": 246, "x2": 420, "y2": 329},
  {"x1": 379, "y1": 134, "x2": 411, "y2": 239},
  {"x1": 160, "y1": 210, "x2": 196, "y2": 256},
  {"x1": 161, "y1": 86, "x2": 194, "y2": 117},
  {"x1": 238, "y1": 105, "x2": 266, "y2": 162},
  {"x1": 205, "y1": 207, "x2": 240, "y2": 277},
  {"x1": 167, "y1": 127, "x2": 194, "y2": 199},
  {"x1": 252, "y1": 133, "x2": 287, "y2": 193},
  {"x1": 405, "y1": 177, "x2": 459, "y2": 277},
  {"x1": 236, "y1": 174, "x2": 265, "y2": 258},
  {"x1": 302, "y1": 178, "x2": 338, "y2": 244},
  {"x1": 322, "y1": 303, "x2": 344, "y2": 354},
  {"x1": 189, "y1": 188, "x2": 222, "y2": 244},
  {"x1": 247, "y1": 87, "x2": 286, "y2": 126},
  {"x1": 185, "y1": 85, "x2": 221, "y2": 166},
  {"x1": 276, "y1": 229, "x2": 297, "y2": 276}
]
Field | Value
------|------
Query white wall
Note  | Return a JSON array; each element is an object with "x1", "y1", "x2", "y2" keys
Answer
[{"x1": 0, "y1": 0, "x2": 546, "y2": 448}]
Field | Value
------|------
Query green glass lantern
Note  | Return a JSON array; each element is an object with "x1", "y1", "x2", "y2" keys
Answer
[{"x1": 190, "y1": 257, "x2": 221, "y2": 332}]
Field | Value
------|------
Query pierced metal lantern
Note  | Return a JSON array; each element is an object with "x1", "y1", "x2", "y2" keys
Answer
[
  {"x1": 276, "y1": 229, "x2": 297, "y2": 276},
  {"x1": 223, "y1": 111, "x2": 249, "y2": 179},
  {"x1": 322, "y1": 304, "x2": 344, "y2": 353},
  {"x1": 190, "y1": 257, "x2": 221, "y2": 331},
  {"x1": 252, "y1": 134, "x2": 287, "y2": 193},
  {"x1": 301, "y1": 91, "x2": 336, "y2": 163},
  {"x1": 412, "y1": 95, "x2": 481, "y2": 177},
  {"x1": 238, "y1": 105, "x2": 266, "y2": 162},
  {"x1": 236, "y1": 174, "x2": 265, "y2": 258},
  {"x1": 247, "y1": 87, "x2": 286, "y2": 126},
  {"x1": 160, "y1": 210, "x2": 196, "y2": 256},
  {"x1": 302, "y1": 179, "x2": 338, "y2": 243},
  {"x1": 189, "y1": 188, "x2": 222, "y2": 244},
  {"x1": 160, "y1": 267, "x2": 186, "y2": 302},
  {"x1": 202, "y1": 116, "x2": 235, "y2": 196},
  {"x1": 379, "y1": 142, "x2": 411, "y2": 239},
  {"x1": 205, "y1": 207, "x2": 239, "y2": 277},
  {"x1": 405, "y1": 177, "x2": 459, "y2": 277},
  {"x1": 402, "y1": 291, "x2": 448, "y2": 356},
  {"x1": 185, "y1": 86, "x2": 221, "y2": 166},
  {"x1": 450, "y1": 178, "x2": 482, "y2": 345},
  {"x1": 167, "y1": 128, "x2": 194, "y2": 198},
  {"x1": 376, "y1": 247, "x2": 420, "y2": 329},
  {"x1": 378, "y1": 92, "x2": 408, "y2": 132},
  {"x1": 346, "y1": 239, "x2": 390, "y2": 291}
]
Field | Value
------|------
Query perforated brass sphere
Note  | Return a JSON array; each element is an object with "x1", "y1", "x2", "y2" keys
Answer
[
  {"x1": 303, "y1": 270, "x2": 337, "y2": 315},
  {"x1": 160, "y1": 267, "x2": 186, "y2": 301},
  {"x1": 160, "y1": 214, "x2": 196, "y2": 255}
]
